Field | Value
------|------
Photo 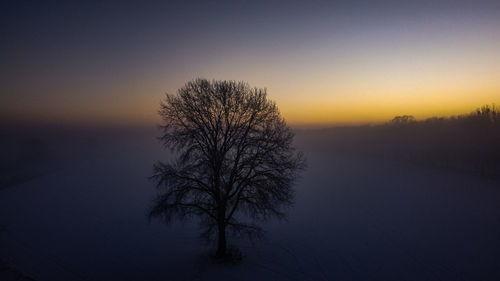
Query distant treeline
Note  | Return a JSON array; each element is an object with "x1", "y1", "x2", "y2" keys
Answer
[
  {"x1": 300, "y1": 104, "x2": 500, "y2": 178},
  {"x1": 388, "y1": 104, "x2": 500, "y2": 128},
  {"x1": 381, "y1": 104, "x2": 500, "y2": 177}
]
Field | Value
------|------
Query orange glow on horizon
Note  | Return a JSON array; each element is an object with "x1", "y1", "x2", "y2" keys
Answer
[{"x1": 2, "y1": 3, "x2": 499, "y2": 129}]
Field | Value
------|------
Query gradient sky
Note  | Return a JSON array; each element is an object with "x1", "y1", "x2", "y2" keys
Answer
[{"x1": 1, "y1": 0, "x2": 499, "y2": 126}]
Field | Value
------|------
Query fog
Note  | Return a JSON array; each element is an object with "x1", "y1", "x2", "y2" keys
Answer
[{"x1": 1, "y1": 124, "x2": 500, "y2": 280}]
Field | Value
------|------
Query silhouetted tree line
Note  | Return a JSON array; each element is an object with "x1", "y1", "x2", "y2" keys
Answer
[
  {"x1": 389, "y1": 104, "x2": 500, "y2": 128},
  {"x1": 304, "y1": 104, "x2": 500, "y2": 178},
  {"x1": 382, "y1": 105, "x2": 500, "y2": 177}
]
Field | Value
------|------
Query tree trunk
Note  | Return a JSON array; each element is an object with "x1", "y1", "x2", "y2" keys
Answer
[{"x1": 215, "y1": 222, "x2": 227, "y2": 258}]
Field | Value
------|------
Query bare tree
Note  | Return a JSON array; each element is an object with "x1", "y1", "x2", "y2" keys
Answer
[
  {"x1": 150, "y1": 79, "x2": 305, "y2": 258},
  {"x1": 390, "y1": 115, "x2": 416, "y2": 125}
]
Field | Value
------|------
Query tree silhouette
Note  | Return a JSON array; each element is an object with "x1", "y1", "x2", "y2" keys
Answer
[
  {"x1": 390, "y1": 115, "x2": 416, "y2": 125},
  {"x1": 150, "y1": 79, "x2": 305, "y2": 258}
]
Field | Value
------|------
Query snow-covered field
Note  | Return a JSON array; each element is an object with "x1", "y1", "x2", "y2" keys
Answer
[{"x1": 1, "y1": 129, "x2": 500, "y2": 281}]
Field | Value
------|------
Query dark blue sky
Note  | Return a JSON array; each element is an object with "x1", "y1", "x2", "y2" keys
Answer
[{"x1": 2, "y1": 0, "x2": 499, "y2": 125}]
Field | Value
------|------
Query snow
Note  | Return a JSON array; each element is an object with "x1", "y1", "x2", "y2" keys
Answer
[{"x1": 1, "y1": 129, "x2": 500, "y2": 281}]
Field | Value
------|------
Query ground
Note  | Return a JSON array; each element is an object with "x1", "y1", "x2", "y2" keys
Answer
[{"x1": 1, "y1": 129, "x2": 500, "y2": 281}]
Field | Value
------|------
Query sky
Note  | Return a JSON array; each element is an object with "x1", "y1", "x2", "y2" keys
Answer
[{"x1": 1, "y1": 0, "x2": 499, "y2": 127}]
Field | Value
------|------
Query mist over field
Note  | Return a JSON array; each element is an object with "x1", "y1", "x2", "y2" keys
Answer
[
  {"x1": 2, "y1": 115, "x2": 500, "y2": 280},
  {"x1": 2, "y1": 0, "x2": 500, "y2": 279}
]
